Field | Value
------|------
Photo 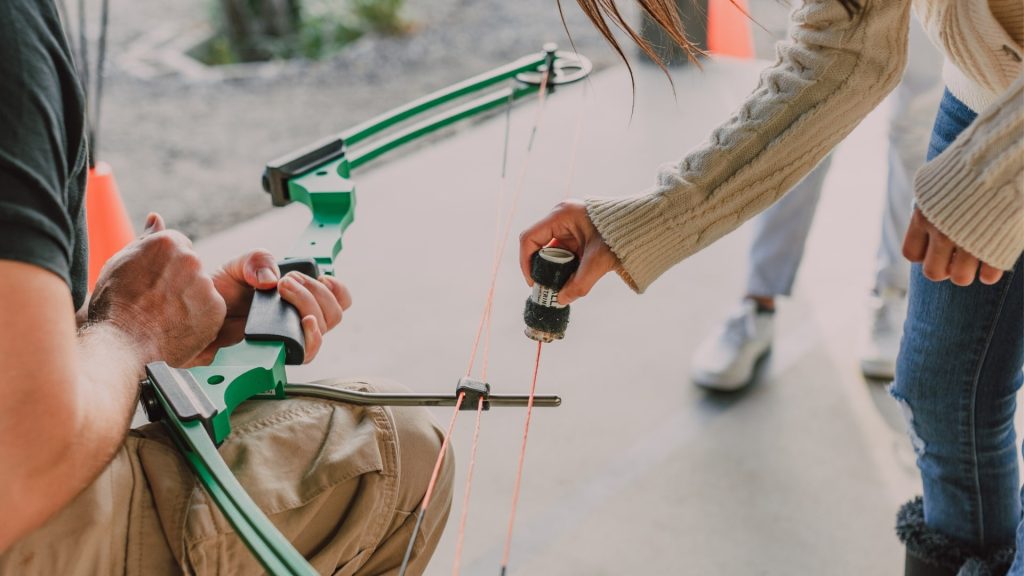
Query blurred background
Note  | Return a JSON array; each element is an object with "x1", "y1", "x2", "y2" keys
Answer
[{"x1": 68, "y1": 0, "x2": 793, "y2": 239}]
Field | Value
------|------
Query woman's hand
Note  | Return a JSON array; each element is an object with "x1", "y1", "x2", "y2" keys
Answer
[
  {"x1": 902, "y1": 207, "x2": 1004, "y2": 286},
  {"x1": 519, "y1": 200, "x2": 621, "y2": 305}
]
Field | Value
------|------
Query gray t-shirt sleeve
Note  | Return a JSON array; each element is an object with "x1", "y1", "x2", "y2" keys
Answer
[{"x1": 0, "y1": 0, "x2": 88, "y2": 308}]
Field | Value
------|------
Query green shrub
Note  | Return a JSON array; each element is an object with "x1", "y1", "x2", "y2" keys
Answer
[
  {"x1": 196, "y1": 0, "x2": 406, "y2": 65},
  {"x1": 350, "y1": 0, "x2": 407, "y2": 35}
]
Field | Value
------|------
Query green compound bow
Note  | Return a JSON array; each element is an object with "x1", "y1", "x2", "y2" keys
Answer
[{"x1": 138, "y1": 44, "x2": 592, "y2": 575}]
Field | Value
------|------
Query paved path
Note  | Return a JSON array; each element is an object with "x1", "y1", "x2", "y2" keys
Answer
[{"x1": 195, "y1": 59, "x2": 1021, "y2": 575}]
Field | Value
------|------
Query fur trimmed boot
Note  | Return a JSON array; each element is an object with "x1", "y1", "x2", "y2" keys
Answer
[
  {"x1": 955, "y1": 548, "x2": 1014, "y2": 576},
  {"x1": 897, "y1": 497, "x2": 1016, "y2": 576}
]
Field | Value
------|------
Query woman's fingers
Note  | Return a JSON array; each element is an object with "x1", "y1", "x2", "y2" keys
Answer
[
  {"x1": 520, "y1": 200, "x2": 618, "y2": 307},
  {"x1": 558, "y1": 239, "x2": 617, "y2": 305},
  {"x1": 922, "y1": 234, "x2": 954, "y2": 281},
  {"x1": 948, "y1": 250, "x2": 980, "y2": 286},
  {"x1": 903, "y1": 207, "x2": 1006, "y2": 288},
  {"x1": 519, "y1": 216, "x2": 557, "y2": 286},
  {"x1": 979, "y1": 263, "x2": 1005, "y2": 285},
  {"x1": 902, "y1": 209, "x2": 930, "y2": 262}
]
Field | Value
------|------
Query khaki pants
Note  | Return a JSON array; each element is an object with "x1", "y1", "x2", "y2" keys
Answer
[{"x1": 0, "y1": 379, "x2": 454, "y2": 575}]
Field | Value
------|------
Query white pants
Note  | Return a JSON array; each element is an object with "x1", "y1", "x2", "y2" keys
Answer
[{"x1": 745, "y1": 16, "x2": 943, "y2": 298}]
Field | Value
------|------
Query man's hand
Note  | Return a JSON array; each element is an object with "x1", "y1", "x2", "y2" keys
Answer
[
  {"x1": 519, "y1": 200, "x2": 620, "y2": 305},
  {"x1": 194, "y1": 250, "x2": 352, "y2": 365},
  {"x1": 88, "y1": 213, "x2": 225, "y2": 366},
  {"x1": 902, "y1": 207, "x2": 1004, "y2": 286}
]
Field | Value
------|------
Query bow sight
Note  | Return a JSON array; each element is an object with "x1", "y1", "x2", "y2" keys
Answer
[{"x1": 139, "y1": 44, "x2": 591, "y2": 575}]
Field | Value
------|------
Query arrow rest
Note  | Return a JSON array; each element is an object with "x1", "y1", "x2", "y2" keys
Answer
[{"x1": 456, "y1": 377, "x2": 491, "y2": 410}]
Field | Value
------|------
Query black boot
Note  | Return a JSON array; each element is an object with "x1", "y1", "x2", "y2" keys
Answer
[
  {"x1": 903, "y1": 549, "x2": 959, "y2": 576},
  {"x1": 897, "y1": 497, "x2": 970, "y2": 576},
  {"x1": 896, "y1": 497, "x2": 1017, "y2": 576},
  {"x1": 956, "y1": 547, "x2": 1015, "y2": 576}
]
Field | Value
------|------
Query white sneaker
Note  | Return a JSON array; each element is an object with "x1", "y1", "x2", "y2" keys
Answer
[
  {"x1": 860, "y1": 289, "x2": 907, "y2": 380},
  {"x1": 691, "y1": 299, "x2": 774, "y2": 391}
]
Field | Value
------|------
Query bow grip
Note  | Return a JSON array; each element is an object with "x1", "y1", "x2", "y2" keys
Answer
[{"x1": 244, "y1": 258, "x2": 321, "y2": 365}]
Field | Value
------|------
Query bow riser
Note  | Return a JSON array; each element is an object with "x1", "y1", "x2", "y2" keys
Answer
[{"x1": 287, "y1": 161, "x2": 355, "y2": 276}]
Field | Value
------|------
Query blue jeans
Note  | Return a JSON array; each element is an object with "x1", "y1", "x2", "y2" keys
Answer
[{"x1": 891, "y1": 90, "x2": 1024, "y2": 570}]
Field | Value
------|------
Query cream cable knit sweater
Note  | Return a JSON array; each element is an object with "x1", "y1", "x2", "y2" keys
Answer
[{"x1": 586, "y1": 0, "x2": 1023, "y2": 293}]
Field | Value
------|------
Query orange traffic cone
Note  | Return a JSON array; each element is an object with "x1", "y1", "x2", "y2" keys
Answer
[
  {"x1": 85, "y1": 161, "x2": 135, "y2": 290},
  {"x1": 708, "y1": 0, "x2": 755, "y2": 59}
]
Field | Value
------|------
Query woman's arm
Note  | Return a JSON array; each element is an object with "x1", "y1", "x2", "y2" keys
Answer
[
  {"x1": 585, "y1": 0, "x2": 912, "y2": 292},
  {"x1": 912, "y1": 73, "x2": 1023, "y2": 272}
]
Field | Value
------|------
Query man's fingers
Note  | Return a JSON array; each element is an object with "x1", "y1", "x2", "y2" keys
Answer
[
  {"x1": 979, "y1": 263, "x2": 1005, "y2": 285},
  {"x1": 293, "y1": 273, "x2": 343, "y2": 330},
  {"x1": 137, "y1": 215, "x2": 193, "y2": 251},
  {"x1": 143, "y1": 212, "x2": 166, "y2": 235},
  {"x1": 948, "y1": 250, "x2": 979, "y2": 286},
  {"x1": 279, "y1": 274, "x2": 327, "y2": 333},
  {"x1": 321, "y1": 275, "x2": 353, "y2": 311},
  {"x1": 216, "y1": 250, "x2": 278, "y2": 290},
  {"x1": 242, "y1": 251, "x2": 279, "y2": 289},
  {"x1": 921, "y1": 234, "x2": 954, "y2": 281},
  {"x1": 284, "y1": 274, "x2": 348, "y2": 362},
  {"x1": 138, "y1": 215, "x2": 191, "y2": 249},
  {"x1": 301, "y1": 315, "x2": 323, "y2": 363}
]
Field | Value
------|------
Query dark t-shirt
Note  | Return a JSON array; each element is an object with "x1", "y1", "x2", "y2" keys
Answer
[{"x1": 0, "y1": 0, "x2": 88, "y2": 310}]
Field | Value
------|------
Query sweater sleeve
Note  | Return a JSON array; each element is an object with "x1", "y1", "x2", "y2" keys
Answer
[
  {"x1": 585, "y1": 0, "x2": 911, "y2": 292},
  {"x1": 913, "y1": 73, "x2": 1023, "y2": 270}
]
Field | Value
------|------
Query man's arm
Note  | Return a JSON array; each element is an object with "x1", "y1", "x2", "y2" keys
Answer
[
  {"x1": 0, "y1": 214, "x2": 353, "y2": 552},
  {"x1": 0, "y1": 261, "x2": 144, "y2": 550},
  {"x1": 0, "y1": 220, "x2": 226, "y2": 552}
]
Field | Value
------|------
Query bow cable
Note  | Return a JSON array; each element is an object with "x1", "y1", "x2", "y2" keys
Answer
[
  {"x1": 499, "y1": 79, "x2": 589, "y2": 576},
  {"x1": 456, "y1": 69, "x2": 553, "y2": 576},
  {"x1": 499, "y1": 340, "x2": 544, "y2": 576},
  {"x1": 466, "y1": 67, "x2": 552, "y2": 380},
  {"x1": 399, "y1": 391, "x2": 466, "y2": 574},
  {"x1": 452, "y1": 394, "x2": 486, "y2": 576},
  {"x1": 399, "y1": 66, "x2": 553, "y2": 576}
]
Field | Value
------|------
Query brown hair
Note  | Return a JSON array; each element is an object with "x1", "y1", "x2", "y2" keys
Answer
[{"x1": 566, "y1": 0, "x2": 864, "y2": 70}]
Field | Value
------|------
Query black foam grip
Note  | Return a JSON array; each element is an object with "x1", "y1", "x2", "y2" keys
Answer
[
  {"x1": 530, "y1": 251, "x2": 579, "y2": 290},
  {"x1": 244, "y1": 258, "x2": 321, "y2": 365},
  {"x1": 523, "y1": 298, "x2": 571, "y2": 335}
]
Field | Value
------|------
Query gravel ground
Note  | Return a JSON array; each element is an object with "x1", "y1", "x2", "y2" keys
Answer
[{"x1": 74, "y1": 0, "x2": 789, "y2": 239}]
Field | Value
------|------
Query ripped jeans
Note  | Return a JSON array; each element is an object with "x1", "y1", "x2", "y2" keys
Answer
[{"x1": 891, "y1": 89, "x2": 1024, "y2": 567}]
